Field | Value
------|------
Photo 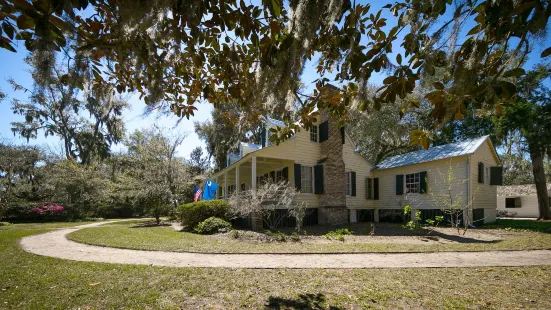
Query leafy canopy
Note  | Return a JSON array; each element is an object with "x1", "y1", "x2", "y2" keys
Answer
[{"x1": 1, "y1": 0, "x2": 550, "y2": 146}]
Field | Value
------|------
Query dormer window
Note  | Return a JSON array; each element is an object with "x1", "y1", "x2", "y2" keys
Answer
[{"x1": 310, "y1": 125, "x2": 318, "y2": 142}]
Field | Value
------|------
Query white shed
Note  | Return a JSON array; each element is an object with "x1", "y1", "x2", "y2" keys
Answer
[{"x1": 497, "y1": 184, "x2": 551, "y2": 218}]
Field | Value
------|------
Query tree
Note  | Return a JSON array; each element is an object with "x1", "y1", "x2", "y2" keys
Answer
[
  {"x1": 2, "y1": 1, "x2": 549, "y2": 147},
  {"x1": 125, "y1": 127, "x2": 190, "y2": 224},
  {"x1": 228, "y1": 180, "x2": 308, "y2": 231},
  {"x1": 188, "y1": 146, "x2": 210, "y2": 176},
  {"x1": 0, "y1": 142, "x2": 44, "y2": 219},
  {"x1": 347, "y1": 84, "x2": 436, "y2": 164},
  {"x1": 429, "y1": 161, "x2": 480, "y2": 235},
  {"x1": 195, "y1": 101, "x2": 264, "y2": 170},
  {"x1": 494, "y1": 65, "x2": 551, "y2": 220},
  {"x1": 8, "y1": 52, "x2": 127, "y2": 165}
]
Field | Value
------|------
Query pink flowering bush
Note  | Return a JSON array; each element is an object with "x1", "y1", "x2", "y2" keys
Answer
[{"x1": 32, "y1": 202, "x2": 66, "y2": 220}]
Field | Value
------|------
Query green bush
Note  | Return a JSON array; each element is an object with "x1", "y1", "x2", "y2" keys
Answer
[
  {"x1": 265, "y1": 230, "x2": 287, "y2": 242},
  {"x1": 0, "y1": 222, "x2": 11, "y2": 226},
  {"x1": 177, "y1": 200, "x2": 229, "y2": 230},
  {"x1": 194, "y1": 217, "x2": 232, "y2": 234},
  {"x1": 324, "y1": 228, "x2": 353, "y2": 242}
]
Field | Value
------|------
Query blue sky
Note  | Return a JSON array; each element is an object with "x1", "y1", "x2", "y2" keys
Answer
[
  {"x1": 0, "y1": 48, "x2": 212, "y2": 158},
  {"x1": 1, "y1": 1, "x2": 549, "y2": 158}
]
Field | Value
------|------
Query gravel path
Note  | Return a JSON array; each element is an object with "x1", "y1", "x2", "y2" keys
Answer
[{"x1": 19, "y1": 221, "x2": 551, "y2": 269}]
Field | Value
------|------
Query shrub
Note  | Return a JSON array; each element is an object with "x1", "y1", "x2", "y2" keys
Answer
[
  {"x1": 0, "y1": 222, "x2": 11, "y2": 226},
  {"x1": 324, "y1": 228, "x2": 353, "y2": 242},
  {"x1": 264, "y1": 230, "x2": 287, "y2": 242},
  {"x1": 177, "y1": 200, "x2": 229, "y2": 230},
  {"x1": 194, "y1": 217, "x2": 232, "y2": 234}
]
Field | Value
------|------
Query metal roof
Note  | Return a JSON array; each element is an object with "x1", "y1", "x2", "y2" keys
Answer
[{"x1": 375, "y1": 136, "x2": 490, "y2": 170}]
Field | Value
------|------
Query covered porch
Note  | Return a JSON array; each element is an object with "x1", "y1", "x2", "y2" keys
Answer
[{"x1": 213, "y1": 155, "x2": 295, "y2": 199}]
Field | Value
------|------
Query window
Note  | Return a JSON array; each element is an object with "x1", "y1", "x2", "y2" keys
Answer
[
  {"x1": 345, "y1": 172, "x2": 352, "y2": 196},
  {"x1": 310, "y1": 125, "x2": 318, "y2": 142},
  {"x1": 301, "y1": 166, "x2": 314, "y2": 193},
  {"x1": 486, "y1": 166, "x2": 490, "y2": 185},
  {"x1": 505, "y1": 198, "x2": 516, "y2": 208},
  {"x1": 366, "y1": 178, "x2": 373, "y2": 199},
  {"x1": 267, "y1": 130, "x2": 273, "y2": 146},
  {"x1": 405, "y1": 173, "x2": 420, "y2": 193},
  {"x1": 276, "y1": 169, "x2": 284, "y2": 182}
]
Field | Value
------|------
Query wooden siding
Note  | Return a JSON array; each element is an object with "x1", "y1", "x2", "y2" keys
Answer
[
  {"x1": 497, "y1": 195, "x2": 540, "y2": 218},
  {"x1": 343, "y1": 133, "x2": 374, "y2": 209},
  {"x1": 470, "y1": 139, "x2": 499, "y2": 213},
  {"x1": 372, "y1": 156, "x2": 469, "y2": 210}
]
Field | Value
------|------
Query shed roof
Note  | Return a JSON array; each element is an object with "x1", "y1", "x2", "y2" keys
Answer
[
  {"x1": 497, "y1": 184, "x2": 551, "y2": 196},
  {"x1": 375, "y1": 136, "x2": 491, "y2": 170}
]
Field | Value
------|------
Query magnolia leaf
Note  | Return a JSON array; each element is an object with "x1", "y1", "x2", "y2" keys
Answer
[
  {"x1": 503, "y1": 68, "x2": 525, "y2": 77},
  {"x1": 542, "y1": 47, "x2": 551, "y2": 58},
  {"x1": 432, "y1": 82, "x2": 445, "y2": 90},
  {"x1": 271, "y1": 0, "x2": 281, "y2": 17}
]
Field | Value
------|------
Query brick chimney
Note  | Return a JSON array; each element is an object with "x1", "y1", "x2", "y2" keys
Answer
[{"x1": 318, "y1": 109, "x2": 348, "y2": 225}]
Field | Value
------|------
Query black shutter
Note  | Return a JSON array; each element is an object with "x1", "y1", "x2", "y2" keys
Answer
[
  {"x1": 314, "y1": 164, "x2": 324, "y2": 194},
  {"x1": 261, "y1": 127, "x2": 266, "y2": 148},
  {"x1": 319, "y1": 121, "x2": 328, "y2": 142},
  {"x1": 478, "y1": 162, "x2": 484, "y2": 183},
  {"x1": 374, "y1": 178, "x2": 379, "y2": 200},
  {"x1": 366, "y1": 178, "x2": 372, "y2": 199},
  {"x1": 340, "y1": 126, "x2": 345, "y2": 144},
  {"x1": 396, "y1": 175, "x2": 404, "y2": 195},
  {"x1": 419, "y1": 171, "x2": 427, "y2": 194},
  {"x1": 294, "y1": 164, "x2": 302, "y2": 190},
  {"x1": 282, "y1": 167, "x2": 289, "y2": 181},
  {"x1": 351, "y1": 171, "x2": 356, "y2": 196},
  {"x1": 270, "y1": 171, "x2": 275, "y2": 181},
  {"x1": 490, "y1": 166, "x2": 503, "y2": 185}
]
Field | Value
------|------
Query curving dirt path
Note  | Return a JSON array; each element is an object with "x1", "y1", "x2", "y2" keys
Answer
[{"x1": 20, "y1": 221, "x2": 551, "y2": 269}]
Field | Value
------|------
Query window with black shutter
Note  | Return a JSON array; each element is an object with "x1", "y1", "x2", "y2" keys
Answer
[
  {"x1": 319, "y1": 121, "x2": 329, "y2": 142},
  {"x1": 294, "y1": 164, "x2": 301, "y2": 190},
  {"x1": 282, "y1": 167, "x2": 289, "y2": 181},
  {"x1": 396, "y1": 175, "x2": 404, "y2": 195},
  {"x1": 420, "y1": 171, "x2": 427, "y2": 194},
  {"x1": 314, "y1": 164, "x2": 324, "y2": 194},
  {"x1": 490, "y1": 166, "x2": 503, "y2": 185},
  {"x1": 351, "y1": 171, "x2": 356, "y2": 196},
  {"x1": 478, "y1": 162, "x2": 484, "y2": 183},
  {"x1": 374, "y1": 178, "x2": 379, "y2": 200},
  {"x1": 261, "y1": 126, "x2": 266, "y2": 148},
  {"x1": 340, "y1": 126, "x2": 345, "y2": 144},
  {"x1": 366, "y1": 178, "x2": 372, "y2": 199}
]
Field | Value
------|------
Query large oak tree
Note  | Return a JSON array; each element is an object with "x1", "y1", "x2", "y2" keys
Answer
[{"x1": 1, "y1": 0, "x2": 550, "y2": 146}]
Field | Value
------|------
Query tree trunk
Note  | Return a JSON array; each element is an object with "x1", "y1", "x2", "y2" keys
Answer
[{"x1": 529, "y1": 150, "x2": 551, "y2": 220}]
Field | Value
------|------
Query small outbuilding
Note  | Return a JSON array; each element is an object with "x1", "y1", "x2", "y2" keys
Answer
[{"x1": 497, "y1": 184, "x2": 551, "y2": 218}]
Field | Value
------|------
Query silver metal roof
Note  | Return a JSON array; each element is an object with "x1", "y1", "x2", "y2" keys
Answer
[{"x1": 375, "y1": 136, "x2": 490, "y2": 170}]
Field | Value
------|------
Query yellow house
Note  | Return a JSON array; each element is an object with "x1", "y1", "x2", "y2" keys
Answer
[
  {"x1": 370, "y1": 135, "x2": 501, "y2": 225},
  {"x1": 211, "y1": 111, "x2": 501, "y2": 229}
]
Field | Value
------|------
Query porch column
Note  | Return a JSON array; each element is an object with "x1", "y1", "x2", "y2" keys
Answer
[
  {"x1": 235, "y1": 164, "x2": 240, "y2": 193},
  {"x1": 251, "y1": 156, "x2": 257, "y2": 191},
  {"x1": 250, "y1": 156, "x2": 262, "y2": 230},
  {"x1": 224, "y1": 172, "x2": 228, "y2": 199},
  {"x1": 216, "y1": 177, "x2": 219, "y2": 198}
]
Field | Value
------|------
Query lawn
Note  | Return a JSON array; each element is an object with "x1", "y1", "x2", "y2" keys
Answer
[
  {"x1": 1, "y1": 222, "x2": 551, "y2": 309},
  {"x1": 486, "y1": 219, "x2": 551, "y2": 233},
  {"x1": 67, "y1": 220, "x2": 551, "y2": 254}
]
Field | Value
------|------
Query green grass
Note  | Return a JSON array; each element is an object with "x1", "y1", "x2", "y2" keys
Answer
[
  {"x1": 67, "y1": 221, "x2": 551, "y2": 254},
  {"x1": 2, "y1": 222, "x2": 551, "y2": 308},
  {"x1": 486, "y1": 219, "x2": 551, "y2": 233}
]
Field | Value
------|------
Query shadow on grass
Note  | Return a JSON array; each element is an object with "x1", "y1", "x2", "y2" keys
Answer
[
  {"x1": 425, "y1": 230, "x2": 500, "y2": 244},
  {"x1": 484, "y1": 219, "x2": 551, "y2": 234},
  {"x1": 129, "y1": 221, "x2": 172, "y2": 228},
  {"x1": 265, "y1": 293, "x2": 343, "y2": 310}
]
